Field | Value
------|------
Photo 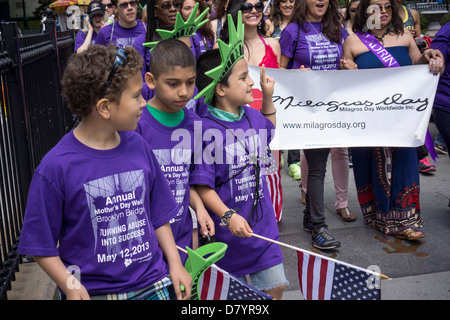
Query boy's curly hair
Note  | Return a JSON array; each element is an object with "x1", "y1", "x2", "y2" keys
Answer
[{"x1": 61, "y1": 45, "x2": 143, "y2": 118}]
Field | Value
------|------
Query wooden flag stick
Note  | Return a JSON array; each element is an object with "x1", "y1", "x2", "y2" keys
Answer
[{"x1": 251, "y1": 233, "x2": 389, "y2": 280}]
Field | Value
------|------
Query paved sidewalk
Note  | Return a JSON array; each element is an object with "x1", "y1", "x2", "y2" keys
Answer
[{"x1": 279, "y1": 143, "x2": 450, "y2": 300}]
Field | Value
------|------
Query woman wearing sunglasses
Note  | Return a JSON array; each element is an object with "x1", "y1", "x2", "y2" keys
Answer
[
  {"x1": 270, "y1": 0, "x2": 295, "y2": 40},
  {"x1": 342, "y1": 0, "x2": 444, "y2": 241}
]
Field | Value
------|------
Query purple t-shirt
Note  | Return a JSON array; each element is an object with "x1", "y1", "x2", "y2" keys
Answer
[
  {"x1": 430, "y1": 23, "x2": 450, "y2": 111},
  {"x1": 136, "y1": 107, "x2": 202, "y2": 262},
  {"x1": 74, "y1": 30, "x2": 98, "y2": 52},
  {"x1": 18, "y1": 130, "x2": 178, "y2": 295},
  {"x1": 190, "y1": 106, "x2": 283, "y2": 277},
  {"x1": 279, "y1": 22, "x2": 345, "y2": 70},
  {"x1": 95, "y1": 20, "x2": 146, "y2": 48}
]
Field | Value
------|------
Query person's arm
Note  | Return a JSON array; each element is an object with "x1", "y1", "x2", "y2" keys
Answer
[
  {"x1": 409, "y1": 33, "x2": 445, "y2": 75},
  {"x1": 154, "y1": 223, "x2": 192, "y2": 300},
  {"x1": 411, "y1": 9, "x2": 421, "y2": 38},
  {"x1": 76, "y1": 17, "x2": 93, "y2": 53},
  {"x1": 196, "y1": 185, "x2": 253, "y2": 238},
  {"x1": 33, "y1": 255, "x2": 90, "y2": 300},
  {"x1": 189, "y1": 186, "x2": 215, "y2": 238},
  {"x1": 259, "y1": 65, "x2": 276, "y2": 127}
]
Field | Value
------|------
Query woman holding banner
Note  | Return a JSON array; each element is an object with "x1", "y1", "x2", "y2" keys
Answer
[
  {"x1": 342, "y1": 0, "x2": 444, "y2": 240},
  {"x1": 278, "y1": 0, "x2": 356, "y2": 249}
]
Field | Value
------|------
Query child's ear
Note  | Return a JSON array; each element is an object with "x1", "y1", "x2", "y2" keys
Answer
[
  {"x1": 215, "y1": 83, "x2": 226, "y2": 98},
  {"x1": 145, "y1": 72, "x2": 156, "y2": 90},
  {"x1": 96, "y1": 98, "x2": 111, "y2": 120}
]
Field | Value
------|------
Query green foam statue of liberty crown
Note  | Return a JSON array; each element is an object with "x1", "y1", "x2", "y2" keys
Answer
[
  {"x1": 194, "y1": 11, "x2": 244, "y2": 104},
  {"x1": 143, "y1": 3, "x2": 209, "y2": 50}
]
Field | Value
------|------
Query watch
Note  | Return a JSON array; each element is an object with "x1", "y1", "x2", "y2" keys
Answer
[{"x1": 220, "y1": 209, "x2": 236, "y2": 227}]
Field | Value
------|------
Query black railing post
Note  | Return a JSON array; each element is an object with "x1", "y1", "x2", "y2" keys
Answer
[
  {"x1": 45, "y1": 12, "x2": 65, "y2": 138},
  {"x1": 1, "y1": 22, "x2": 33, "y2": 210}
]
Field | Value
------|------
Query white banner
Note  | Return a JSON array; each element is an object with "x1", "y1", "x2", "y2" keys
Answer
[{"x1": 247, "y1": 65, "x2": 440, "y2": 150}]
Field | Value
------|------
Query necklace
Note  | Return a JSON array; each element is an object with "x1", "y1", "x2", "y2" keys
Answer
[
  {"x1": 369, "y1": 29, "x2": 389, "y2": 45},
  {"x1": 308, "y1": 22, "x2": 323, "y2": 41}
]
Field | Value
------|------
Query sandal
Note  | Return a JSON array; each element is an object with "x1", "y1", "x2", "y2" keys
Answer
[
  {"x1": 395, "y1": 228, "x2": 424, "y2": 240},
  {"x1": 335, "y1": 207, "x2": 357, "y2": 222}
]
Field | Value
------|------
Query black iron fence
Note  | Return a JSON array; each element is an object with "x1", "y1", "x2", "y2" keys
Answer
[{"x1": 0, "y1": 18, "x2": 76, "y2": 300}]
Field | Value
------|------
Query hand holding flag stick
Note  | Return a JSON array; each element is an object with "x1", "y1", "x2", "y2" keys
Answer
[{"x1": 251, "y1": 233, "x2": 389, "y2": 279}]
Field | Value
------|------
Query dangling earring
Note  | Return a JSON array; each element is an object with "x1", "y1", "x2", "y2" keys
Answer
[
  {"x1": 362, "y1": 24, "x2": 369, "y2": 33},
  {"x1": 388, "y1": 23, "x2": 394, "y2": 32}
]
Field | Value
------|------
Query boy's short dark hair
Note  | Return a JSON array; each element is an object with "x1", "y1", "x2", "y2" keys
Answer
[
  {"x1": 61, "y1": 45, "x2": 143, "y2": 118},
  {"x1": 148, "y1": 39, "x2": 196, "y2": 79},
  {"x1": 196, "y1": 48, "x2": 232, "y2": 104}
]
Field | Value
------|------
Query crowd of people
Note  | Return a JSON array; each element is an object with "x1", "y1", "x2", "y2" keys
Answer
[{"x1": 18, "y1": 0, "x2": 448, "y2": 300}]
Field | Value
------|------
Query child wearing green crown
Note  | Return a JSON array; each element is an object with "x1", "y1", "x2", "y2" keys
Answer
[{"x1": 190, "y1": 12, "x2": 288, "y2": 300}]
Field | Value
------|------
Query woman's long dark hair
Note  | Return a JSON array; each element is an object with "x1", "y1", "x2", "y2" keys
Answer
[
  {"x1": 289, "y1": 0, "x2": 343, "y2": 44},
  {"x1": 352, "y1": 0, "x2": 404, "y2": 35}
]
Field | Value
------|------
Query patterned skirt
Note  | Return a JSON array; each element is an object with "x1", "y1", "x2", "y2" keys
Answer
[{"x1": 351, "y1": 147, "x2": 423, "y2": 236}]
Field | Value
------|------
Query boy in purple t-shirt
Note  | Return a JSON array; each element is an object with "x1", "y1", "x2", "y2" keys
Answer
[
  {"x1": 136, "y1": 39, "x2": 215, "y2": 261},
  {"x1": 17, "y1": 45, "x2": 192, "y2": 300},
  {"x1": 191, "y1": 47, "x2": 288, "y2": 300}
]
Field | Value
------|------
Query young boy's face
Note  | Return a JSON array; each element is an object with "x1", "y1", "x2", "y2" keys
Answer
[
  {"x1": 109, "y1": 72, "x2": 146, "y2": 131},
  {"x1": 147, "y1": 65, "x2": 196, "y2": 113},
  {"x1": 221, "y1": 58, "x2": 255, "y2": 107}
]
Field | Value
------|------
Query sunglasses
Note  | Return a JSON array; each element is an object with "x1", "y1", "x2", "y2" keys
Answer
[
  {"x1": 154, "y1": 2, "x2": 182, "y2": 9},
  {"x1": 104, "y1": 3, "x2": 114, "y2": 8},
  {"x1": 100, "y1": 47, "x2": 128, "y2": 99},
  {"x1": 118, "y1": 0, "x2": 138, "y2": 9},
  {"x1": 280, "y1": 0, "x2": 295, "y2": 3},
  {"x1": 349, "y1": 8, "x2": 357, "y2": 12},
  {"x1": 240, "y1": 2, "x2": 265, "y2": 13},
  {"x1": 369, "y1": 4, "x2": 392, "y2": 12}
]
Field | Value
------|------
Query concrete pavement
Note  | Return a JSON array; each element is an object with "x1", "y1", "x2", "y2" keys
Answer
[
  {"x1": 6, "y1": 128, "x2": 450, "y2": 300},
  {"x1": 278, "y1": 138, "x2": 450, "y2": 300}
]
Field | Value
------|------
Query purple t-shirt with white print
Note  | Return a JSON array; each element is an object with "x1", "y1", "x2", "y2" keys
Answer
[
  {"x1": 18, "y1": 130, "x2": 178, "y2": 295},
  {"x1": 279, "y1": 22, "x2": 346, "y2": 70},
  {"x1": 190, "y1": 106, "x2": 283, "y2": 277},
  {"x1": 136, "y1": 107, "x2": 202, "y2": 262}
]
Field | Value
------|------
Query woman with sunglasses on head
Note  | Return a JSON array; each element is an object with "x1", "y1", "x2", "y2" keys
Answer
[
  {"x1": 278, "y1": 0, "x2": 357, "y2": 250},
  {"x1": 181, "y1": 0, "x2": 215, "y2": 53},
  {"x1": 270, "y1": 0, "x2": 295, "y2": 40},
  {"x1": 342, "y1": 0, "x2": 444, "y2": 240}
]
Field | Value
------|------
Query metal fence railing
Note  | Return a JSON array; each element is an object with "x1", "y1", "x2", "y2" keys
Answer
[{"x1": 0, "y1": 17, "x2": 76, "y2": 300}]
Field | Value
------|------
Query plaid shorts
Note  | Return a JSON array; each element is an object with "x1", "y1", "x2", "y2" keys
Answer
[{"x1": 61, "y1": 277, "x2": 176, "y2": 300}]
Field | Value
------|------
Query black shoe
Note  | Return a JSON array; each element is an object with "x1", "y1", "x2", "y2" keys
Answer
[{"x1": 312, "y1": 227, "x2": 341, "y2": 250}]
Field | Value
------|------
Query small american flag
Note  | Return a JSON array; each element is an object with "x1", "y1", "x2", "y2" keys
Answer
[
  {"x1": 297, "y1": 251, "x2": 380, "y2": 300},
  {"x1": 198, "y1": 265, "x2": 274, "y2": 300}
]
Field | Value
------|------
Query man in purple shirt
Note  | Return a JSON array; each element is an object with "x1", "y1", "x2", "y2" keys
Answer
[{"x1": 95, "y1": 0, "x2": 146, "y2": 47}]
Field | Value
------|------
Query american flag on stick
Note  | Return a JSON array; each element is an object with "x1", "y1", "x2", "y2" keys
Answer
[
  {"x1": 250, "y1": 233, "x2": 387, "y2": 300},
  {"x1": 198, "y1": 264, "x2": 274, "y2": 300},
  {"x1": 297, "y1": 251, "x2": 381, "y2": 300}
]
